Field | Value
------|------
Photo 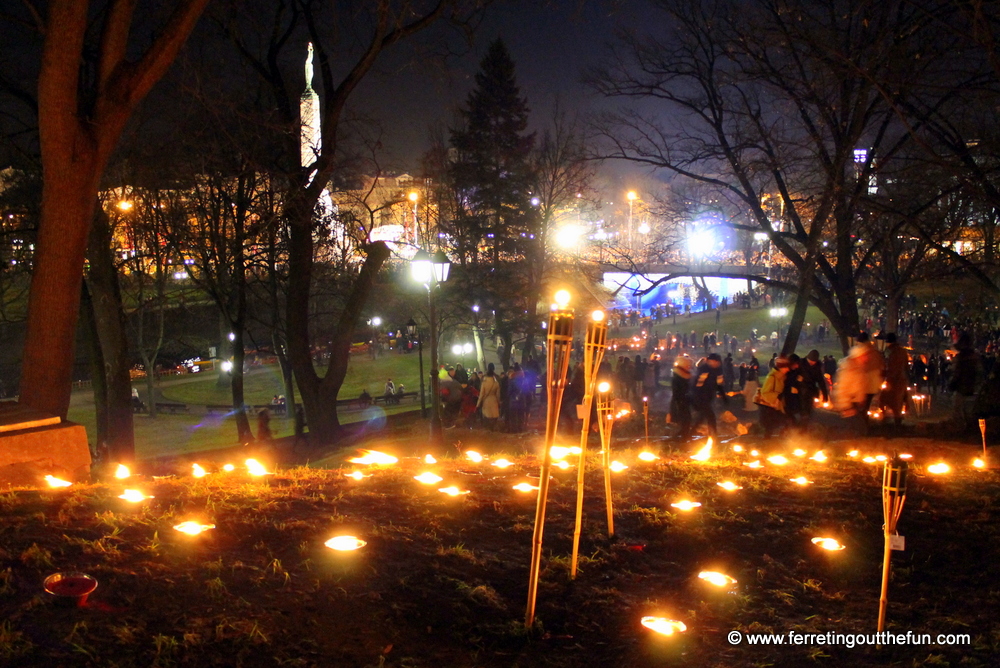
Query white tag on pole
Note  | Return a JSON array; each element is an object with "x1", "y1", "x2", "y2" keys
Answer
[{"x1": 889, "y1": 535, "x2": 905, "y2": 551}]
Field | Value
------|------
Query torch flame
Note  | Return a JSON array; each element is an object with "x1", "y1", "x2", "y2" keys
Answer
[
  {"x1": 118, "y1": 489, "x2": 153, "y2": 502},
  {"x1": 848, "y1": 450, "x2": 860, "y2": 458},
  {"x1": 549, "y1": 446, "x2": 570, "y2": 460},
  {"x1": 349, "y1": 450, "x2": 398, "y2": 466},
  {"x1": 192, "y1": 463, "x2": 207, "y2": 478},
  {"x1": 670, "y1": 500, "x2": 701, "y2": 511},
  {"x1": 690, "y1": 439, "x2": 712, "y2": 462},
  {"x1": 245, "y1": 458, "x2": 270, "y2": 476},
  {"x1": 568, "y1": 446, "x2": 583, "y2": 456},
  {"x1": 114, "y1": 464, "x2": 131, "y2": 479},
  {"x1": 173, "y1": 521, "x2": 215, "y2": 536},
  {"x1": 790, "y1": 476, "x2": 813, "y2": 486},
  {"x1": 325, "y1": 535, "x2": 366, "y2": 551},
  {"x1": 717, "y1": 481, "x2": 743, "y2": 492},
  {"x1": 638, "y1": 452, "x2": 660, "y2": 462},
  {"x1": 492, "y1": 459, "x2": 514, "y2": 469},
  {"x1": 414, "y1": 472, "x2": 444, "y2": 485},
  {"x1": 438, "y1": 486, "x2": 470, "y2": 496},
  {"x1": 927, "y1": 462, "x2": 950, "y2": 474},
  {"x1": 44, "y1": 475, "x2": 72, "y2": 488},
  {"x1": 698, "y1": 571, "x2": 738, "y2": 587},
  {"x1": 641, "y1": 616, "x2": 687, "y2": 636},
  {"x1": 973, "y1": 458, "x2": 986, "y2": 469},
  {"x1": 554, "y1": 460, "x2": 571, "y2": 470},
  {"x1": 812, "y1": 537, "x2": 846, "y2": 551},
  {"x1": 424, "y1": 454, "x2": 437, "y2": 464},
  {"x1": 609, "y1": 461, "x2": 628, "y2": 473},
  {"x1": 512, "y1": 483, "x2": 540, "y2": 493},
  {"x1": 465, "y1": 450, "x2": 484, "y2": 463},
  {"x1": 899, "y1": 453, "x2": 913, "y2": 460}
]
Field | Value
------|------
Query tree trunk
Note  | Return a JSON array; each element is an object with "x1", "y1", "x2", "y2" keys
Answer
[
  {"x1": 885, "y1": 290, "x2": 902, "y2": 335},
  {"x1": 780, "y1": 264, "x2": 814, "y2": 357},
  {"x1": 230, "y1": 327, "x2": 253, "y2": 443},
  {"x1": 81, "y1": 281, "x2": 108, "y2": 456},
  {"x1": 85, "y1": 207, "x2": 135, "y2": 463}
]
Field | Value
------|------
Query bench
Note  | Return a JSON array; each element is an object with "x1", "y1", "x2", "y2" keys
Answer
[
  {"x1": 373, "y1": 391, "x2": 419, "y2": 406},
  {"x1": 253, "y1": 404, "x2": 287, "y2": 416},
  {"x1": 155, "y1": 402, "x2": 189, "y2": 414}
]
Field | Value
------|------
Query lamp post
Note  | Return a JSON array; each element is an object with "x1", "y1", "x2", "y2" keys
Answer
[
  {"x1": 368, "y1": 316, "x2": 382, "y2": 359},
  {"x1": 408, "y1": 191, "x2": 419, "y2": 246},
  {"x1": 406, "y1": 318, "x2": 426, "y2": 419},
  {"x1": 411, "y1": 249, "x2": 451, "y2": 450}
]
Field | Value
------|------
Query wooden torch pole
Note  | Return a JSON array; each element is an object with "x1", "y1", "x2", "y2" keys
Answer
[
  {"x1": 570, "y1": 310, "x2": 607, "y2": 579},
  {"x1": 597, "y1": 385, "x2": 615, "y2": 537},
  {"x1": 525, "y1": 296, "x2": 574, "y2": 629},
  {"x1": 877, "y1": 455, "x2": 907, "y2": 644}
]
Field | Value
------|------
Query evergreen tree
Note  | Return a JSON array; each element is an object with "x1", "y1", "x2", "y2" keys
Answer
[{"x1": 448, "y1": 39, "x2": 538, "y2": 369}]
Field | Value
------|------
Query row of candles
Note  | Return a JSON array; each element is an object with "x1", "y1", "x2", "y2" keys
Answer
[{"x1": 37, "y1": 433, "x2": 988, "y2": 636}]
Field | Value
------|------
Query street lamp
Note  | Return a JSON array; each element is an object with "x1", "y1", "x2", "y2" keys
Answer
[
  {"x1": 406, "y1": 318, "x2": 426, "y2": 418},
  {"x1": 408, "y1": 191, "x2": 419, "y2": 245},
  {"x1": 627, "y1": 191, "x2": 637, "y2": 251},
  {"x1": 411, "y1": 248, "x2": 451, "y2": 449},
  {"x1": 368, "y1": 316, "x2": 382, "y2": 359}
]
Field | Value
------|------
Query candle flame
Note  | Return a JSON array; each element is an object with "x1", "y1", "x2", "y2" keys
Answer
[
  {"x1": 767, "y1": 455, "x2": 789, "y2": 466},
  {"x1": 973, "y1": 458, "x2": 986, "y2": 469},
  {"x1": 790, "y1": 476, "x2": 813, "y2": 486},
  {"x1": 863, "y1": 456, "x2": 877, "y2": 463},
  {"x1": 792, "y1": 449, "x2": 806, "y2": 457},
  {"x1": 325, "y1": 535, "x2": 366, "y2": 551},
  {"x1": 609, "y1": 461, "x2": 628, "y2": 473},
  {"x1": 554, "y1": 460, "x2": 571, "y2": 470},
  {"x1": 44, "y1": 475, "x2": 72, "y2": 488},
  {"x1": 192, "y1": 463, "x2": 207, "y2": 478},
  {"x1": 549, "y1": 446, "x2": 570, "y2": 460},
  {"x1": 491, "y1": 458, "x2": 513, "y2": 469},
  {"x1": 465, "y1": 450, "x2": 484, "y2": 463},
  {"x1": 927, "y1": 462, "x2": 950, "y2": 474},
  {"x1": 438, "y1": 486, "x2": 470, "y2": 496},
  {"x1": 222, "y1": 464, "x2": 235, "y2": 472},
  {"x1": 670, "y1": 500, "x2": 701, "y2": 511},
  {"x1": 245, "y1": 458, "x2": 270, "y2": 476},
  {"x1": 848, "y1": 450, "x2": 859, "y2": 458},
  {"x1": 899, "y1": 453, "x2": 913, "y2": 460},
  {"x1": 345, "y1": 471, "x2": 371, "y2": 480},
  {"x1": 414, "y1": 472, "x2": 444, "y2": 485},
  {"x1": 114, "y1": 464, "x2": 130, "y2": 479},
  {"x1": 512, "y1": 483, "x2": 539, "y2": 492},
  {"x1": 812, "y1": 537, "x2": 845, "y2": 551},
  {"x1": 118, "y1": 489, "x2": 153, "y2": 502},
  {"x1": 173, "y1": 521, "x2": 215, "y2": 536},
  {"x1": 732, "y1": 444, "x2": 744, "y2": 453},
  {"x1": 698, "y1": 571, "x2": 737, "y2": 587},
  {"x1": 810, "y1": 451, "x2": 828, "y2": 463},
  {"x1": 349, "y1": 450, "x2": 398, "y2": 466},
  {"x1": 717, "y1": 481, "x2": 742, "y2": 491},
  {"x1": 641, "y1": 617, "x2": 687, "y2": 635},
  {"x1": 690, "y1": 439, "x2": 712, "y2": 462},
  {"x1": 743, "y1": 461, "x2": 763, "y2": 469},
  {"x1": 750, "y1": 449, "x2": 760, "y2": 457},
  {"x1": 638, "y1": 452, "x2": 660, "y2": 462},
  {"x1": 424, "y1": 454, "x2": 437, "y2": 464},
  {"x1": 875, "y1": 455, "x2": 887, "y2": 462},
  {"x1": 568, "y1": 446, "x2": 583, "y2": 456}
]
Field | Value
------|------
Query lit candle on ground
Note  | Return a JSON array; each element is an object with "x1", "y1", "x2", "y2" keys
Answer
[
  {"x1": 717, "y1": 481, "x2": 743, "y2": 492},
  {"x1": 698, "y1": 571, "x2": 737, "y2": 587},
  {"x1": 414, "y1": 472, "x2": 443, "y2": 485},
  {"x1": 670, "y1": 500, "x2": 701, "y2": 511},
  {"x1": 641, "y1": 616, "x2": 687, "y2": 636},
  {"x1": 325, "y1": 535, "x2": 366, "y2": 551},
  {"x1": 118, "y1": 489, "x2": 153, "y2": 502},
  {"x1": 114, "y1": 464, "x2": 130, "y2": 479},
  {"x1": 812, "y1": 537, "x2": 845, "y2": 551},
  {"x1": 173, "y1": 521, "x2": 215, "y2": 536}
]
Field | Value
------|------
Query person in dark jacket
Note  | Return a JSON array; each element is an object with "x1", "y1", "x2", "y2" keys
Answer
[
  {"x1": 781, "y1": 354, "x2": 803, "y2": 426},
  {"x1": 950, "y1": 332, "x2": 979, "y2": 428},
  {"x1": 691, "y1": 353, "x2": 727, "y2": 439},
  {"x1": 668, "y1": 356, "x2": 694, "y2": 440},
  {"x1": 798, "y1": 349, "x2": 829, "y2": 426}
]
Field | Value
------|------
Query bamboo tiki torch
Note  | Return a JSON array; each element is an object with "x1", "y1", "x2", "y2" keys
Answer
[
  {"x1": 570, "y1": 310, "x2": 608, "y2": 579},
  {"x1": 596, "y1": 381, "x2": 616, "y2": 537},
  {"x1": 525, "y1": 291, "x2": 575, "y2": 629},
  {"x1": 979, "y1": 418, "x2": 988, "y2": 462},
  {"x1": 877, "y1": 454, "x2": 908, "y2": 643}
]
